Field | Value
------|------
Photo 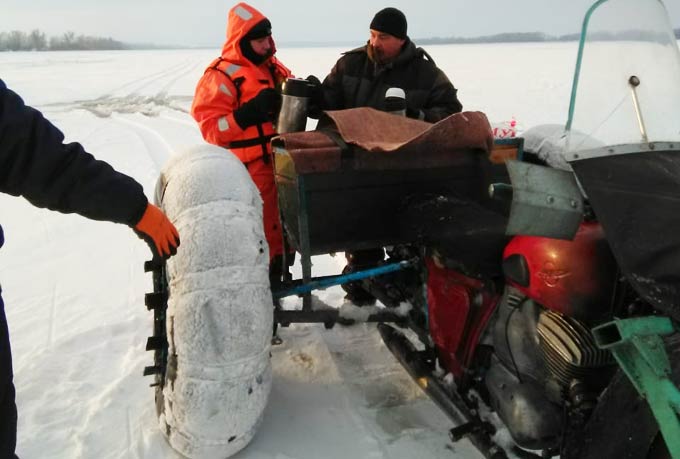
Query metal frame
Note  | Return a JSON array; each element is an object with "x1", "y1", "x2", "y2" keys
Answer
[
  {"x1": 272, "y1": 259, "x2": 416, "y2": 326},
  {"x1": 272, "y1": 137, "x2": 525, "y2": 326},
  {"x1": 593, "y1": 316, "x2": 680, "y2": 458}
]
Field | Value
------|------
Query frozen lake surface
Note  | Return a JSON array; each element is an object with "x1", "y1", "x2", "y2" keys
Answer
[{"x1": 1, "y1": 42, "x2": 585, "y2": 459}]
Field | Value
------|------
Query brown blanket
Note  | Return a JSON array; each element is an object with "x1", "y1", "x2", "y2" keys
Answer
[
  {"x1": 325, "y1": 107, "x2": 493, "y2": 153},
  {"x1": 272, "y1": 107, "x2": 494, "y2": 174}
]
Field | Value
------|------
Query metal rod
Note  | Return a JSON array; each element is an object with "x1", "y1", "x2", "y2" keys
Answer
[
  {"x1": 297, "y1": 175, "x2": 314, "y2": 311},
  {"x1": 565, "y1": 0, "x2": 609, "y2": 133},
  {"x1": 273, "y1": 260, "x2": 413, "y2": 299},
  {"x1": 628, "y1": 75, "x2": 649, "y2": 143},
  {"x1": 275, "y1": 308, "x2": 406, "y2": 325}
]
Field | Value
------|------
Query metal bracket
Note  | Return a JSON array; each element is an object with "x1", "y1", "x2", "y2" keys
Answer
[
  {"x1": 593, "y1": 316, "x2": 680, "y2": 457},
  {"x1": 505, "y1": 160, "x2": 584, "y2": 240}
]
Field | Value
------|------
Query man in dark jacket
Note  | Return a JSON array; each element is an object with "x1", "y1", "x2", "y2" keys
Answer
[
  {"x1": 0, "y1": 79, "x2": 180, "y2": 458},
  {"x1": 316, "y1": 8, "x2": 463, "y2": 305},
  {"x1": 319, "y1": 7, "x2": 462, "y2": 122}
]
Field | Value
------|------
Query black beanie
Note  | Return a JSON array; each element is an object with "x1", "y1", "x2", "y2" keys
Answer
[
  {"x1": 369, "y1": 8, "x2": 407, "y2": 39},
  {"x1": 244, "y1": 18, "x2": 272, "y2": 40}
]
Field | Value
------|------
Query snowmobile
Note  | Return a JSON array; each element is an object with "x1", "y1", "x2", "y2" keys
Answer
[{"x1": 143, "y1": 0, "x2": 680, "y2": 458}]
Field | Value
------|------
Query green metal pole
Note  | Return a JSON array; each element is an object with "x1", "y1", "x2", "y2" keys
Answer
[{"x1": 593, "y1": 316, "x2": 680, "y2": 457}]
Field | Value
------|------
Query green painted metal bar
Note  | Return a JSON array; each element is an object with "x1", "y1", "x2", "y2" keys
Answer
[
  {"x1": 593, "y1": 316, "x2": 680, "y2": 457},
  {"x1": 565, "y1": 0, "x2": 609, "y2": 132}
]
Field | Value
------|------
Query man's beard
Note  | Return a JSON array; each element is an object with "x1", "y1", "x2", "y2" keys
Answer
[
  {"x1": 368, "y1": 44, "x2": 387, "y2": 65},
  {"x1": 250, "y1": 47, "x2": 273, "y2": 65},
  {"x1": 240, "y1": 40, "x2": 274, "y2": 65}
]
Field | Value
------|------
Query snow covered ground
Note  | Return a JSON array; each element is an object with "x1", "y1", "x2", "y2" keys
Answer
[{"x1": 1, "y1": 42, "x2": 586, "y2": 459}]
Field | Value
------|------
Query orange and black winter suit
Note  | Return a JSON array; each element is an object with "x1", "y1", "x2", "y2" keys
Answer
[{"x1": 191, "y1": 3, "x2": 292, "y2": 260}]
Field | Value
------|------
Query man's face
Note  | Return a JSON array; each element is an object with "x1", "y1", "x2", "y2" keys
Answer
[
  {"x1": 369, "y1": 29, "x2": 405, "y2": 63},
  {"x1": 250, "y1": 36, "x2": 272, "y2": 57}
]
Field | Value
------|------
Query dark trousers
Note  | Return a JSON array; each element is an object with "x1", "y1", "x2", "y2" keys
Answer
[{"x1": 0, "y1": 291, "x2": 17, "y2": 459}]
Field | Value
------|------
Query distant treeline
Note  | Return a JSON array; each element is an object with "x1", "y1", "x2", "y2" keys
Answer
[
  {"x1": 418, "y1": 29, "x2": 680, "y2": 45},
  {"x1": 2, "y1": 27, "x2": 678, "y2": 51},
  {"x1": 0, "y1": 29, "x2": 125, "y2": 51}
]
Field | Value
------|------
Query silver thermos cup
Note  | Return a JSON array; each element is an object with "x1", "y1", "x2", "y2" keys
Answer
[{"x1": 276, "y1": 78, "x2": 310, "y2": 133}]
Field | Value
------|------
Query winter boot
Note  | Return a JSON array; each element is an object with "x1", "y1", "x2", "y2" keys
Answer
[{"x1": 341, "y1": 248, "x2": 384, "y2": 307}]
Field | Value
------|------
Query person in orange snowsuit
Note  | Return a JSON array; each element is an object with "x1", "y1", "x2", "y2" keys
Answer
[{"x1": 191, "y1": 2, "x2": 293, "y2": 286}]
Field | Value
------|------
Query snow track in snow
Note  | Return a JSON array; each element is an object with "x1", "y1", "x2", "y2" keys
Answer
[
  {"x1": 262, "y1": 321, "x2": 484, "y2": 459},
  {"x1": 76, "y1": 55, "x2": 204, "y2": 117},
  {"x1": 110, "y1": 115, "x2": 176, "y2": 171},
  {"x1": 115, "y1": 58, "x2": 199, "y2": 98}
]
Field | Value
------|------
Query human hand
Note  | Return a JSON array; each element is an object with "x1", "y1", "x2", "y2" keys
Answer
[
  {"x1": 406, "y1": 107, "x2": 424, "y2": 120},
  {"x1": 305, "y1": 75, "x2": 323, "y2": 119},
  {"x1": 251, "y1": 88, "x2": 281, "y2": 114},
  {"x1": 134, "y1": 203, "x2": 180, "y2": 260},
  {"x1": 234, "y1": 88, "x2": 281, "y2": 128},
  {"x1": 305, "y1": 75, "x2": 321, "y2": 87}
]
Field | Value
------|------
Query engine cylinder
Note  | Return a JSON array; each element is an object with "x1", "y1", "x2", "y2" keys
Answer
[{"x1": 537, "y1": 310, "x2": 615, "y2": 390}]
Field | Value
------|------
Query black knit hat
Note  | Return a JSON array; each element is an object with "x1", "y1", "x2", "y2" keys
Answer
[
  {"x1": 245, "y1": 18, "x2": 272, "y2": 40},
  {"x1": 369, "y1": 7, "x2": 407, "y2": 39}
]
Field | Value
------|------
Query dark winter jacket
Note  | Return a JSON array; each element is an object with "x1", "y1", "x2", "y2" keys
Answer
[
  {"x1": 320, "y1": 40, "x2": 462, "y2": 123},
  {"x1": 0, "y1": 79, "x2": 148, "y2": 245}
]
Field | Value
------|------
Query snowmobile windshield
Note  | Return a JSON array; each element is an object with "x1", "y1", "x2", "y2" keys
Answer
[
  {"x1": 564, "y1": 0, "x2": 680, "y2": 158},
  {"x1": 565, "y1": 0, "x2": 680, "y2": 320}
]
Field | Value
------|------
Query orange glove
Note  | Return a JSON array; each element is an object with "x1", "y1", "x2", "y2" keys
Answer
[{"x1": 134, "y1": 203, "x2": 180, "y2": 259}]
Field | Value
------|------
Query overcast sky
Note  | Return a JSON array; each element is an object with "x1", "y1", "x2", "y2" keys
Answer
[{"x1": 3, "y1": 0, "x2": 680, "y2": 47}]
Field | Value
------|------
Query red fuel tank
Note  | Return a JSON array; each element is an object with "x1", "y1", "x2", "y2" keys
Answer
[{"x1": 503, "y1": 222, "x2": 618, "y2": 323}]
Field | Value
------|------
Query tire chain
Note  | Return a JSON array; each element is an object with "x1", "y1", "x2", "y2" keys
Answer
[{"x1": 143, "y1": 258, "x2": 170, "y2": 416}]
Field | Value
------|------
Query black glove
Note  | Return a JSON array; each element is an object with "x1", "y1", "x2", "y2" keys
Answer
[
  {"x1": 305, "y1": 75, "x2": 324, "y2": 120},
  {"x1": 406, "y1": 106, "x2": 424, "y2": 120},
  {"x1": 233, "y1": 88, "x2": 282, "y2": 129},
  {"x1": 305, "y1": 75, "x2": 321, "y2": 87},
  {"x1": 384, "y1": 97, "x2": 406, "y2": 113}
]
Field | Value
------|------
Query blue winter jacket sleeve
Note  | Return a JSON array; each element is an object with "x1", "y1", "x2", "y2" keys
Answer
[{"x1": 0, "y1": 79, "x2": 147, "y2": 226}]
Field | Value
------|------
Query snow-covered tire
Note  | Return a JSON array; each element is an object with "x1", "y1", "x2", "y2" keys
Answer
[{"x1": 152, "y1": 145, "x2": 272, "y2": 459}]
